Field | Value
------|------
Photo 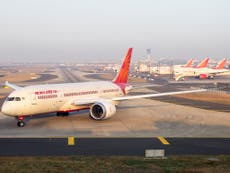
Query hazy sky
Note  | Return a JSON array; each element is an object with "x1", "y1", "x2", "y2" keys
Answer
[{"x1": 0, "y1": 0, "x2": 230, "y2": 63}]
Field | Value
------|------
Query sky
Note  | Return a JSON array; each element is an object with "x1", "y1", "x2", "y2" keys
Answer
[{"x1": 0, "y1": 0, "x2": 230, "y2": 63}]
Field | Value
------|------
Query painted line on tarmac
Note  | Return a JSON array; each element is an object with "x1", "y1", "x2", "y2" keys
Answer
[
  {"x1": 157, "y1": 137, "x2": 170, "y2": 145},
  {"x1": 67, "y1": 136, "x2": 75, "y2": 146}
]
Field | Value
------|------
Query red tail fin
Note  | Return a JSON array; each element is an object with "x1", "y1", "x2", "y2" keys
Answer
[
  {"x1": 215, "y1": 58, "x2": 227, "y2": 69},
  {"x1": 196, "y1": 57, "x2": 209, "y2": 68},
  {"x1": 113, "y1": 48, "x2": 133, "y2": 84},
  {"x1": 184, "y1": 59, "x2": 193, "y2": 67}
]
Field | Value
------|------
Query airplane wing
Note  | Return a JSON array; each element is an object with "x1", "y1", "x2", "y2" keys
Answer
[
  {"x1": 5, "y1": 81, "x2": 22, "y2": 90},
  {"x1": 112, "y1": 89, "x2": 207, "y2": 101},
  {"x1": 130, "y1": 84, "x2": 160, "y2": 90},
  {"x1": 72, "y1": 89, "x2": 207, "y2": 105}
]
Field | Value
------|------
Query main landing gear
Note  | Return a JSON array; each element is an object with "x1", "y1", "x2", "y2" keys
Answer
[
  {"x1": 56, "y1": 111, "x2": 69, "y2": 117},
  {"x1": 17, "y1": 116, "x2": 25, "y2": 127}
]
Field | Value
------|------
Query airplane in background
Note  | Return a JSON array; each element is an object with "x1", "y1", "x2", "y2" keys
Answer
[
  {"x1": 151, "y1": 59, "x2": 194, "y2": 75},
  {"x1": 1, "y1": 48, "x2": 206, "y2": 127},
  {"x1": 156, "y1": 58, "x2": 208, "y2": 75},
  {"x1": 174, "y1": 58, "x2": 229, "y2": 81}
]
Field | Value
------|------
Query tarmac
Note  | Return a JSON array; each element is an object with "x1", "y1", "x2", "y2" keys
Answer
[
  {"x1": 0, "y1": 66, "x2": 230, "y2": 137},
  {"x1": 0, "y1": 65, "x2": 230, "y2": 156},
  {"x1": 0, "y1": 137, "x2": 229, "y2": 156}
]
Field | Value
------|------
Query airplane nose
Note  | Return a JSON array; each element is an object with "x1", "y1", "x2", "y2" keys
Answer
[
  {"x1": 1, "y1": 103, "x2": 6, "y2": 114},
  {"x1": 1, "y1": 102, "x2": 10, "y2": 115}
]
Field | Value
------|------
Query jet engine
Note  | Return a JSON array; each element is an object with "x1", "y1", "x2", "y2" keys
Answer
[
  {"x1": 199, "y1": 74, "x2": 207, "y2": 79},
  {"x1": 89, "y1": 101, "x2": 116, "y2": 120}
]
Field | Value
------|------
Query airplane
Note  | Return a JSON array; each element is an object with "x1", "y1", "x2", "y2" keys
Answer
[
  {"x1": 174, "y1": 57, "x2": 209, "y2": 70},
  {"x1": 151, "y1": 59, "x2": 193, "y2": 75},
  {"x1": 1, "y1": 48, "x2": 206, "y2": 127},
  {"x1": 153, "y1": 58, "x2": 207, "y2": 75},
  {"x1": 174, "y1": 58, "x2": 229, "y2": 81}
]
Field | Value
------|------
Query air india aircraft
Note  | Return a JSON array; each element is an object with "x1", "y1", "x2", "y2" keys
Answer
[
  {"x1": 1, "y1": 48, "x2": 206, "y2": 127},
  {"x1": 174, "y1": 58, "x2": 228, "y2": 80}
]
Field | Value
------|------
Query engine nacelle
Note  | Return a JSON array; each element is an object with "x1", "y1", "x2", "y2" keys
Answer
[
  {"x1": 89, "y1": 101, "x2": 116, "y2": 120},
  {"x1": 199, "y1": 74, "x2": 207, "y2": 79}
]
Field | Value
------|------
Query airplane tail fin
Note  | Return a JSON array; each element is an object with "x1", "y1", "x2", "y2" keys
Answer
[
  {"x1": 196, "y1": 57, "x2": 209, "y2": 68},
  {"x1": 215, "y1": 58, "x2": 227, "y2": 69},
  {"x1": 113, "y1": 48, "x2": 133, "y2": 84},
  {"x1": 184, "y1": 59, "x2": 193, "y2": 67}
]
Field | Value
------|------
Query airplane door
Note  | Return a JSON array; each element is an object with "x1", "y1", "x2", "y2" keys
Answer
[
  {"x1": 31, "y1": 93, "x2": 37, "y2": 105},
  {"x1": 54, "y1": 90, "x2": 64, "y2": 110}
]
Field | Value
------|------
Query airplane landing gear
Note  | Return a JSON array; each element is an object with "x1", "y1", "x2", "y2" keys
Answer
[
  {"x1": 17, "y1": 116, "x2": 25, "y2": 127},
  {"x1": 17, "y1": 121, "x2": 25, "y2": 127}
]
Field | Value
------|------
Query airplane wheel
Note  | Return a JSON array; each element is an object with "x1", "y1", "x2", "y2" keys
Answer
[{"x1": 17, "y1": 121, "x2": 25, "y2": 127}]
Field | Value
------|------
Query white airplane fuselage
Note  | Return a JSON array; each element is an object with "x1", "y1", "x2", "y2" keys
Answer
[
  {"x1": 174, "y1": 67, "x2": 230, "y2": 80},
  {"x1": 2, "y1": 81, "x2": 130, "y2": 117}
]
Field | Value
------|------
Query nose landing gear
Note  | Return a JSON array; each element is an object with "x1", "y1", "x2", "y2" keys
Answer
[{"x1": 17, "y1": 116, "x2": 25, "y2": 127}]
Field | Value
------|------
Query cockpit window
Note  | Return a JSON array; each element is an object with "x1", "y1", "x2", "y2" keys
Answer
[
  {"x1": 6, "y1": 97, "x2": 21, "y2": 101},
  {"x1": 15, "y1": 97, "x2": 21, "y2": 101},
  {"x1": 7, "y1": 97, "x2": 15, "y2": 101}
]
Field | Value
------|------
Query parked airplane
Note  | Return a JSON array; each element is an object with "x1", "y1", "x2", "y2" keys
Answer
[
  {"x1": 151, "y1": 59, "x2": 194, "y2": 75},
  {"x1": 174, "y1": 58, "x2": 229, "y2": 81},
  {"x1": 1, "y1": 48, "x2": 206, "y2": 127},
  {"x1": 152, "y1": 58, "x2": 208, "y2": 75}
]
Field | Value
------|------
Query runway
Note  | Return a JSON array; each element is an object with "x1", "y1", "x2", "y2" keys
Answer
[{"x1": 0, "y1": 138, "x2": 229, "y2": 156}]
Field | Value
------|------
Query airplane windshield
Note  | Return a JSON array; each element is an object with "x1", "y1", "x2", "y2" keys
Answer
[{"x1": 6, "y1": 97, "x2": 21, "y2": 101}]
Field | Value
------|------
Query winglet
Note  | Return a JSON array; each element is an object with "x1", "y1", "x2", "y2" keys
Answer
[
  {"x1": 5, "y1": 81, "x2": 21, "y2": 90},
  {"x1": 196, "y1": 57, "x2": 209, "y2": 68},
  {"x1": 215, "y1": 58, "x2": 227, "y2": 69},
  {"x1": 184, "y1": 59, "x2": 193, "y2": 67},
  {"x1": 113, "y1": 48, "x2": 133, "y2": 84}
]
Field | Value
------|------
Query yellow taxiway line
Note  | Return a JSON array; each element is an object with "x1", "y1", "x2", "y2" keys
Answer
[
  {"x1": 157, "y1": 136, "x2": 170, "y2": 145},
  {"x1": 68, "y1": 136, "x2": 75, "y2": 146}
]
